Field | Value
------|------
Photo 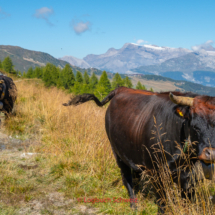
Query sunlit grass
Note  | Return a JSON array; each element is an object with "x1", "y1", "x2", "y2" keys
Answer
[
  {"x1": 2, "y1": 78, "x2": 157, "y2": 214},
  {"x1": 2, "y1": 76, "x2": 215, "y2": 214}
]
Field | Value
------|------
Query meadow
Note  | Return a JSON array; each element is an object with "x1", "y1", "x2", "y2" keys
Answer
[{"x1": 0, "y1": 76, "x2": 215, "y2": 214}]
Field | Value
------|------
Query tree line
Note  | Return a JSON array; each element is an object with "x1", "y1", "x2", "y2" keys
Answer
[{"x1": 0, "y1": 56, "x2": 153, "y2": 99}]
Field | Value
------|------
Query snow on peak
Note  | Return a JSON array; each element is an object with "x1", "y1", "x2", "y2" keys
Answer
[{"x1": 143, "y1": 44, "x2": 165, "y2": 50}]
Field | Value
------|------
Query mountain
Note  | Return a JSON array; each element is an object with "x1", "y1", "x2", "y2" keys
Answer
[
  {"x1": 0, "y1": 45, "x2": 108, "y2": 77},
  {"x1": 2, "y1": 44, "x2": 215, "y2": 94},
  {"x1": 0, "y1": 45, "x2": 68, "y2": 72},
  {"x1": 59, "y1": 56, "x2": 90, "y2": 69},
  {"x1": 131, "y1": 52, "x2": 215, "y2": 74},
  {"x1": 131, "y1": 51, "x2": 215, "y2": 86},
  {"x1": 83, "y1": 43, "x2": 192, "y2": 73}
]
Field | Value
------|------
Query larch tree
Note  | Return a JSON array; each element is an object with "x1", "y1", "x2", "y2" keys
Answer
[{"x1": 2, "y1": 56, "x2": 14, "y2": 73}]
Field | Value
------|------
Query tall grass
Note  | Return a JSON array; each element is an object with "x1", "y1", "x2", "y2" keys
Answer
[
  {"x1": 4, "y1": 79, "x2": 156, "y2": 214},
  {"x1": 141, "y1": 117, "x2": 215, "y2": 214},
  {"x1": 4, "y1": 78, "x2": 215, "y2": 214}
]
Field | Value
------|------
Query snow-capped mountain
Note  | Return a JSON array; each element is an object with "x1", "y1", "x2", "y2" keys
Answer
[
  {"x1": 132, "y1": 50, "x2": 215, "y2": 86},
  {"x1": 83, "y1": 43, "x2": 192, "y2": 73},
  {"x1": 60, "y1": 42, "x2": 215, "y2": 86}
]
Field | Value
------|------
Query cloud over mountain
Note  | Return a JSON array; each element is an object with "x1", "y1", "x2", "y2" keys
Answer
[
  {"x1": 136, "y1": 39, "x2": 148, "y2": 45},
  {"x1": 192, "y1": 40, "x2": 214, "y2": 52}
]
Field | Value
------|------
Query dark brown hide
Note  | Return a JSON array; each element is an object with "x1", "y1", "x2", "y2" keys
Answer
[
  {"x1": 63, "y1": 87, "x2": 215, "y2": 213},
  {"x1": 0, "y1": 75, "x2": 17, "y2": 114}
]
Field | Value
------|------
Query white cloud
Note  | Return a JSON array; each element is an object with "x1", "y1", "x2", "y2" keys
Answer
[
  {"x1": 134, "y1": 38, "x2": 149, "y2": 45},
  {"x1": 0, "y1": 7, "x2": 10, "y2": 19},
  {"x1": 191, "y1": 40, "x2": 214, "y2": 51},
  {"x1": 136, "y1": 39, "x2": 148, "y2": 45},
  {"x1": 34, "y1": 7, "x2": 54, "y2": 26},
  {"x1": 72, "y1": 20, "x2": 91, "y2": 35}
]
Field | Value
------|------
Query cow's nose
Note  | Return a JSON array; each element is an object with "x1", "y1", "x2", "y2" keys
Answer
[{"x1": 198, "y1": 147, "x2": 215, "y2": 162}]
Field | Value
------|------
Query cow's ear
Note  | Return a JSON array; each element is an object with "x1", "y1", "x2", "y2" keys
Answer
[{"x1": 174, "y1": 106, "x2": 190, "y2": 119}]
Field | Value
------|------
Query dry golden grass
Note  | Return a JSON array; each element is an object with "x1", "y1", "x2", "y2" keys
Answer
[
  {"x1": 2, "y1": 78, "x2": 157, "y2": 214},
  {"x1": 2, "y1": 77, "x2": 215, "y2": 214}
]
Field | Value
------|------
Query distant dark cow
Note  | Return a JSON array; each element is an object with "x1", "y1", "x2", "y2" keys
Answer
[
  {"x1": 63, "y1": 87, "x2": 215, "y2": 213},
  {"x1": 0, "y1": 75, "x2": 17, "y2": 114}
]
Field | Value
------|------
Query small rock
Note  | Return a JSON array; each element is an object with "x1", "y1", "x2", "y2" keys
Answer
[{"x1": 20, "y1": 153, "x2": 37, "y2": 158}]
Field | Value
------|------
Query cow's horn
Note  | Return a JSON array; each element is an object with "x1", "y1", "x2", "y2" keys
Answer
[{"x1": 169, "y1": 92, "x2": 194, "y2": 106}]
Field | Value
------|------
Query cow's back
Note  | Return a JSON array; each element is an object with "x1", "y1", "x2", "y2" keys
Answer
[{"x1": 105, "y1": 88, "x2": 185, "y2": 170}]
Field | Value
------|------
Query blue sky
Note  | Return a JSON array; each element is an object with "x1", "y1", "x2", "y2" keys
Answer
[{"x1": 1, "y1": 0, "x2": 215, "y2": 59}]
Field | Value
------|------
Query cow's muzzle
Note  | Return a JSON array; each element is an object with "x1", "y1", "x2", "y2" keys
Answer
[{"x1": 198, "y1": 147, "x2": 215, "y2": 163}]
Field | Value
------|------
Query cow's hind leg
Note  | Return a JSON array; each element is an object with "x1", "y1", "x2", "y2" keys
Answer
[{"x1": 115, "y1": 154, "x2": 136, "y2": 208}]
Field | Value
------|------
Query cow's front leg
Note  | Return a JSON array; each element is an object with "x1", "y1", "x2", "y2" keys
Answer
[{"x1": 180, "y1": 172, "x2": 195, "y2": 201}]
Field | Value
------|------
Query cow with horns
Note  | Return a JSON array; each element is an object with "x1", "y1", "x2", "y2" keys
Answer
[
  {"x1": 63, "y1": 87, "x2": 215, "y2": 213},
  {"x1": 0, "y1": 75, "x2": 17, "y2": 115}
]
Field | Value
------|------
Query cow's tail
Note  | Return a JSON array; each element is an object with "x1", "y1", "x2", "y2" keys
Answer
[{"x1": 63, "y1": 89, "x2": 116, "y2": 107}]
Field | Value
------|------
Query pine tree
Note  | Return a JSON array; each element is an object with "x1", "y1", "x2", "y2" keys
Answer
[
  {"x1": 23, "y1": 71, "x2": 26, "y2": 78},
  {"x1": 95, "y1": 71, "x2": 111, "y2": 99},
  {"x1": 26, "y1": 67, "x2": 34, "y2": 78},
  {"x1": 136, "y1": 81, "x2": 142, "y2": 89},
  {"x1": 142, "y1": 84, "x2": 146, "y2": 90},
  {"x1": 112, "y1": 73, "x2": 124, "y2": 89},
  {"x1": 136, "y1": 81, "x2": 146, "y2": 90},
  {"x1": 72, "y1": 82, "x2": 81, "y2": 94},
  {"x1": 0, "y1": 60, "x2": 2, "y2": 69},
  {"x1": 123, "y1": 76, "x2": 133, "y2": 88},
  {"x1": 61, "y1": 64, "x2": 75, "y2": 89},
  {"x1": 51, "y1": 64, "x2": 59, "y2": 86},
  {"x1": 34, "y1": 67, "x2": 43, "y2": 79},
  {"x1": 2, "y1": 56, "x2": 14, "y2": 73},
  {"x1": 150, "y1": 87, "x2": 154, "y2": 92},
  {"x1": 43, "y1": 66, "x2": 52, "y2": 86},
  {"x1": 18, "y1": 71, "x2": 22, "y2": 77},
  {"x1": 99, "y1": 71, "x2": 111, "y2": 91},
  {"x1": 89, "y1": 72, "x2": 98, "y2": 89},
  {"x1": 83, "y1": 71, "x2": 90, "y2": 84},
  {"x1": 43, "y1": 63, "x2": 59, "y2": 87},
  {"x1": 76, "y1": 71, "x2": 83, "y2": 83}
]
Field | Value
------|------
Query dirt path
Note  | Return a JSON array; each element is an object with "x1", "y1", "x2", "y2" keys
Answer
[{"x1": 0, "y1": 123, "x2": 99, "y2": 215}]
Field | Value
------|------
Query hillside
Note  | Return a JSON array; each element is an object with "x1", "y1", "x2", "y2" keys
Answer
[
  {"x1": 2, "y1": 45, "x2": 215, "y2": 96},
  {"x1": 0, "y1": 46, "x2": 107, "y2": 77},
  {"x1": 0, "y1": 45, "x2": 68, "y2": 72}
]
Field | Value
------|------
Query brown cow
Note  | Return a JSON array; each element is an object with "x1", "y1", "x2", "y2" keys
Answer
[
  {"x1": 0, "y1": 75, "x2": 17, "y2": 114},
  {"x1": 63, "y1": 87, "x2": 215, "y2": 213}
]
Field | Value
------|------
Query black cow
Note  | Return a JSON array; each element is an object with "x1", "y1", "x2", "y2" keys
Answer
[
  {"x1": 63, "y1": 87, "x2": 215, "y2": 213},
  {"x1": 0, "y1": 75, "x2": 17, "y2": 114}
]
